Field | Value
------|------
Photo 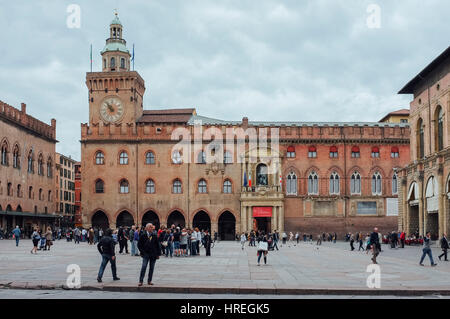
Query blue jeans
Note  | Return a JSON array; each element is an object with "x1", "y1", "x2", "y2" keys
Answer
[
  {"x1": 165, "y1": 242, "x2": 173, "y2": 257},
  {"x1": 139, "y1": 255, "x2": 157, "y2": 283},
  {"x1": 15, "y1": 237, "x2": 19, "y2": 246},
  {"x1": 191, "y1": 241, "x2": 197, "y2": 255},
  {"x1": 420, "y1": 248, "x2": 435, "y2": 265},
  {"x1": 131, "y1": 240, "x2": 136, "y2": 256},
  {"x1": 97, "y1": 254, "x2": 117, "y2": 279}
]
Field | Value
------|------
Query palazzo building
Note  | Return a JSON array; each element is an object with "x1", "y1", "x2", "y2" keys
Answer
[
  {"x1": 0, "y1": 101, "x2": 57, "y2": 236},
  {"x1": 55, "y1": 153, "x2": 77, "y2": 228},
  {"x1": 398, "y1": 46, "x2": 450, "y2": 239},
  {"x1": 80, "y1": 15, "x2": 410, "y2": 238}
]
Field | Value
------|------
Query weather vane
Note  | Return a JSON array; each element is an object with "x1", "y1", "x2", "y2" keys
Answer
[{"x1": 114, "y1": 9, "x2": 118, "y2": 16}]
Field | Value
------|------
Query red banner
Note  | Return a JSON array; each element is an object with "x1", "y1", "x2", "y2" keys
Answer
[{"x1": 252, "y1": 207, "x2": 272, "y2": 217}]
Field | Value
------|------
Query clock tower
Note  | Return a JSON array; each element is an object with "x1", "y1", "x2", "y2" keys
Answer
[{"x1": 86, "y1": 13, "x2": 145, "y2": 126}]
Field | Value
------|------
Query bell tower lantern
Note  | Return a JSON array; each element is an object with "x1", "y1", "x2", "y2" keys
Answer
[{"x1": 101, "y1": 12, "x2": 131, "y2": 72}]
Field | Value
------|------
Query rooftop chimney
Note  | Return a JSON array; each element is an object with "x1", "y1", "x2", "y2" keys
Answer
[{"x1": 21, "y1": 103, "x2": 26, "y2": 114}]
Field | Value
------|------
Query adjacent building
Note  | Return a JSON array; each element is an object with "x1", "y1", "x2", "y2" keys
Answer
[
  {"x1": 80, "y1": 15, "x2": 411, "y2": 239},
  {"x1": 398, "y1": 46, "x2": 450, "y2": 239},
  {"x1": 55, "y1": 153, "x2": 77, "y2": 228},
  {"x1": 0, "y1": 101, "x2": 57, "y2": 236},
  {"x1": 379, "y1": 109, "x2": 410, "y2": 124}
]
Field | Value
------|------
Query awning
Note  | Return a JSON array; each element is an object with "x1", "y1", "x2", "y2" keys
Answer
[
  {"x1": 253, "y1": 207, "x2": 273, "y2": 217},
  {"x1": 0, "y1": 211, "x2": 62, "y2": 219}
]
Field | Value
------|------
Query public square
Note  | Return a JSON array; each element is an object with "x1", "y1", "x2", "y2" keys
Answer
[{"x1": 1, "y1": 238, "x2": 450, "y2": 297}]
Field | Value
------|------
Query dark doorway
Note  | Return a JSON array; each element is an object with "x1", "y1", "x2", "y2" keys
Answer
[
  {"x1": 255, "y1": 217, "x2": 271, "y2": 234},
  {"x1": 142, "y1": 211, "x2": 160, "y2": 230},
  {"x1": 193, "y1": 211, "x2": 211, "y2": 232},
  {"x1": 167, "y1": 211, "x2": 185, "y2": 228},
  {"x1": 218, "y1": 211, "x2": 236, "y2": 240},
  {"x1": 116, "y1": 211, "x2": 134, "y2": 227},
  {"x1": 408, "y1": 205, "x2": 419, "y2": 236},
  {"x1": 92, "y1": 210, "x2": 110, "y2": 230}
]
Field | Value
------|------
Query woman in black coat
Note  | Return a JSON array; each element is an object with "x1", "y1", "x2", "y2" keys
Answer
[{"x1": 204, "y1": 230, "x2": 212, "y2": 256}]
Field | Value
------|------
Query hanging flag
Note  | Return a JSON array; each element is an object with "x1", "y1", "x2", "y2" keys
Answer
[
  {"x1": 243, "y1": 171, "x2": 248, "y2": 187},
  {"x1": 249, "y1": 171, "x2": 252, "y2": 188},
  {"x1": 279, "y1": 174, "x2": 282, "y2": 187},
  {"x1": 90, "y1": 44, "x2": 93, "y2": 72}
]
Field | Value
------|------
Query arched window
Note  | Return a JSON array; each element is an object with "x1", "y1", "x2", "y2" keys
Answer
[
  {"x1": 48, "y1": 190, "x2": 52, "y2": 202},
  {"x1": 286, "y1": 172, "x2": 297, "y2": 195},
  {"x1": 392, "y1": 173, "x2": 398, "y2": 195},
  {"x1": 223, "y1": 151, "x2": 233, "y2": 164},
  {"x1": 308, "y1": 171, "x2": 319, "y2": 195},
  {"x1": 198, "y1": 179, "x2": 207, "y2": 193},
  {"x1": 145, "y1": 151, "x2": 155, "y2": 164},
  {"x1": 197, "y1": 151, "x2": 206, "y2": 164},
  {"x1": 350, "y1": 172, "x2": 361, "y2": 194},
  {"x1": 39, "y1": 188, "x2": 43, "y2": 200},
  {"x1": 173, "y1": 179, "x2": 182, "y2": 194},
  {"x1": 95, "y1": 179, "x2": 104, "y2": 193},
  {"x1": 391, "y1": 146, "x2": 399, "y2": 158},
  {"x1": 287, "y1": 146, "x2": 296, "y2": 158},
  {"x1": 372, "y1": 172, "x2": 382, "y2": 195},
  {"x1": 27, "y1": 150, "x2": 34, "y2": 173},
  {"x1": 95, "y1": 151, "x2": 105, "y2": 165},
  {"x1": 37, "y1": 154, "x2": 44, "y2": 175},
  {"x1": 371, "y1": 146, "x2": 380, "y2": 158},
  {"x1": 308, "y1": 146, "x2": 317, "y2": 158},
  {"x1": 47, "y1": 157, "x2": 52, "y2": 178},
  {"x1": 13, "y1": 145, "x2": 20, "y2": 169},
  {"x1": 436, "y1": 106, "x2": 444, "y2": 152},
  {"x1": 1, "y1": 141, "x2": 8, "y2": 166},
  {"x1": 417, "y1": 118, "x2": 424, "y2": 159},
  {"x1": 172, "y1": 150, "x2": 182, "y2": 164},
  {"x1": 256, "y1": 164, "x2": 268, "y2": 186},
  {"x1": 119, "y1": 179, "x2": 129, "y2": 193},
  {"x1": 17, "y1": 184, "x2": 21, "y2": 197},
  {"x1": 330, "y1": 146, "x2": 338, "y2": 158},
  {"x1": 351, "y1": 146, "x2": 360, "y2": 158},
  {"x1": 119, "y1": 151, "x2": 128, "y2": 165},
  {"x1": 329, "y1": 172, "x2": 340, "y2": 195},
  {"x1": 121, "y1": 58, "x2": 125, "y2": 69},
  {"x1": 145, "y1": 179, "x2": 155, "y2": 194},
  {"x1": 110, "y1": 57, "x2": 115, "y2": 68},
  {"x1": 7, "y1": 183, "x2": 12, "y2": 196},
  {"x1": 29, "y1": 186, "x2": 33, "y2": 199},
  {"x1": 223, "y1": 180, "x2": 232, "y2": 193}
]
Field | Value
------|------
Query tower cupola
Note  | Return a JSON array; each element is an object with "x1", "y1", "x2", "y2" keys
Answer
[{"x1": 100, "y1": 12, "x2": 131, "y2": 72}]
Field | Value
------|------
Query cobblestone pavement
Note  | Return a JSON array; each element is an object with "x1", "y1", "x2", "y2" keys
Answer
[{"x1": 0, "y1": 238, "x2": 449, "y2": 293}]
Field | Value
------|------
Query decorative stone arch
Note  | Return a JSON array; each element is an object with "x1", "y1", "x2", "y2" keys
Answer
[
  {"x1": 141, "y1": 209, "x2": 161, "y2": 229},
  {"x1": 304, "y1": 165, "x2": 321, "y2": 178},
  {"x1": 221, "y1": 177, "x2": 235, "y2": 193},
  {"x1": 166, "y1": 208, "x2": 187, "y2": 228},
  {"x1": 93, "y1": 149, "x2": 107, "y2": 165},
  {"x1": 0, "y1": 137, "x2": 10, "y2": 151},
  {"x1": 215, "y1": 208, "x2": 239, "y2": 224},
  {"x1": 368, "y1": 166, "x2": 386, "y2": 179},
  {"x1": 217, "y1": 209, "x2": 237, "y2": 240},
  {"x1": 191, "y1": 208, "x2": 212, "y2": 231},
  {"x1": 91, "y1": 210, "x2": 110, "y2": 230},
  {"x1": 112, "y1": 208, "x2": 136, "y2": 225},
  {"x1": 143, "y1": 149, "x2": 156, "y2": 164},
  {"x1": 347, "y1": 165, "x2": 365, "y2": 178},
  {"x1": 117, "y1": 149, "x2": 130, "y2": 165},
  {"x1": 326, "y1": 165, "x2": 344, "y2": 177}
]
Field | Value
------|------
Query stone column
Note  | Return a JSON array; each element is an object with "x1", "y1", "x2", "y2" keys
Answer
[
  {"x1": 280, "y1": 205, "x2": 285, "y2": 232},
  {"x1": 271, "y1": 206, "x2": 277, "y2": 232},
  {"x1": 402, "y1": 177, "x2": 408, "y2": 234},
  {"x1": 241, "y1": 205, "x2": 247, "y2": 233},
  {"x1": 247, "y1": 206, "x2": 253, "y2": 231},
  {"x1": 418, "y1": 178, "x2": 424, "y2": 236},
  {"x1": 438, "y1": 171, "x2": 444, "y2": 238},
  {"x1": 211, "y1": 222, "x2": 218, "y2": 236}
]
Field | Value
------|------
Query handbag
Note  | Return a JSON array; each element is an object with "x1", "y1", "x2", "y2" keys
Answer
[{"x1": 162, "y1": 241, "x2": 168, "y2": 247}]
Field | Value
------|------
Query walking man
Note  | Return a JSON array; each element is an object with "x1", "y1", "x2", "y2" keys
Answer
[
  {"x1": 240, "y1": 232, "x2": 247, "y2": 250},
  {"x1": 370, "y1": 228, "x2": 381, "y2": 264},
  {"x1": 137, "y1": 223, "x2": 161, "y2": 286},
  {"x1": 439, "y1": 233, "x2": 449, "y2": 261},
  {"x1": 12, "y1": 226, "x2": 21, "y2": 247},
  {"x1": 420, "y1": 232, "x2": 437, "y2": 266},
  {"x1": 97, "y1": 229, "x2": 120, "y2": 283}
]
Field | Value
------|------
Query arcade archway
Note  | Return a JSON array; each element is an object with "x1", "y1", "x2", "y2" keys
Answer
[
  {"x1": 116, "y1": 211, "x2": 134, "y2": 227},
  {"x1": 167, "y1": 210, "x2": 185, "y2": 228},
  {"x1": 218, "y1": 211, "x2": 236, "y2": 240},
  {"x1": 92, "y1": 210, "x2": 110, "y2": 230},
  {"x1": 192, "y1": 210, "x2": 211, "y2": 232},
  {"x1": 142, "y1": 210, "x2": 160, "y2": 230}
]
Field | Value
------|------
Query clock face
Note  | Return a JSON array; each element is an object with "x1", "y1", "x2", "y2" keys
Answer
[{"x1": 100, "y1": 97, "x2": 124, "y2": 123}]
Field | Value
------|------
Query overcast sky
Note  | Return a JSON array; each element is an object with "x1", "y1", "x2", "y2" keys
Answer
[{"x1": 0, "y1": 0, "x2": 449, "y2": 160}]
